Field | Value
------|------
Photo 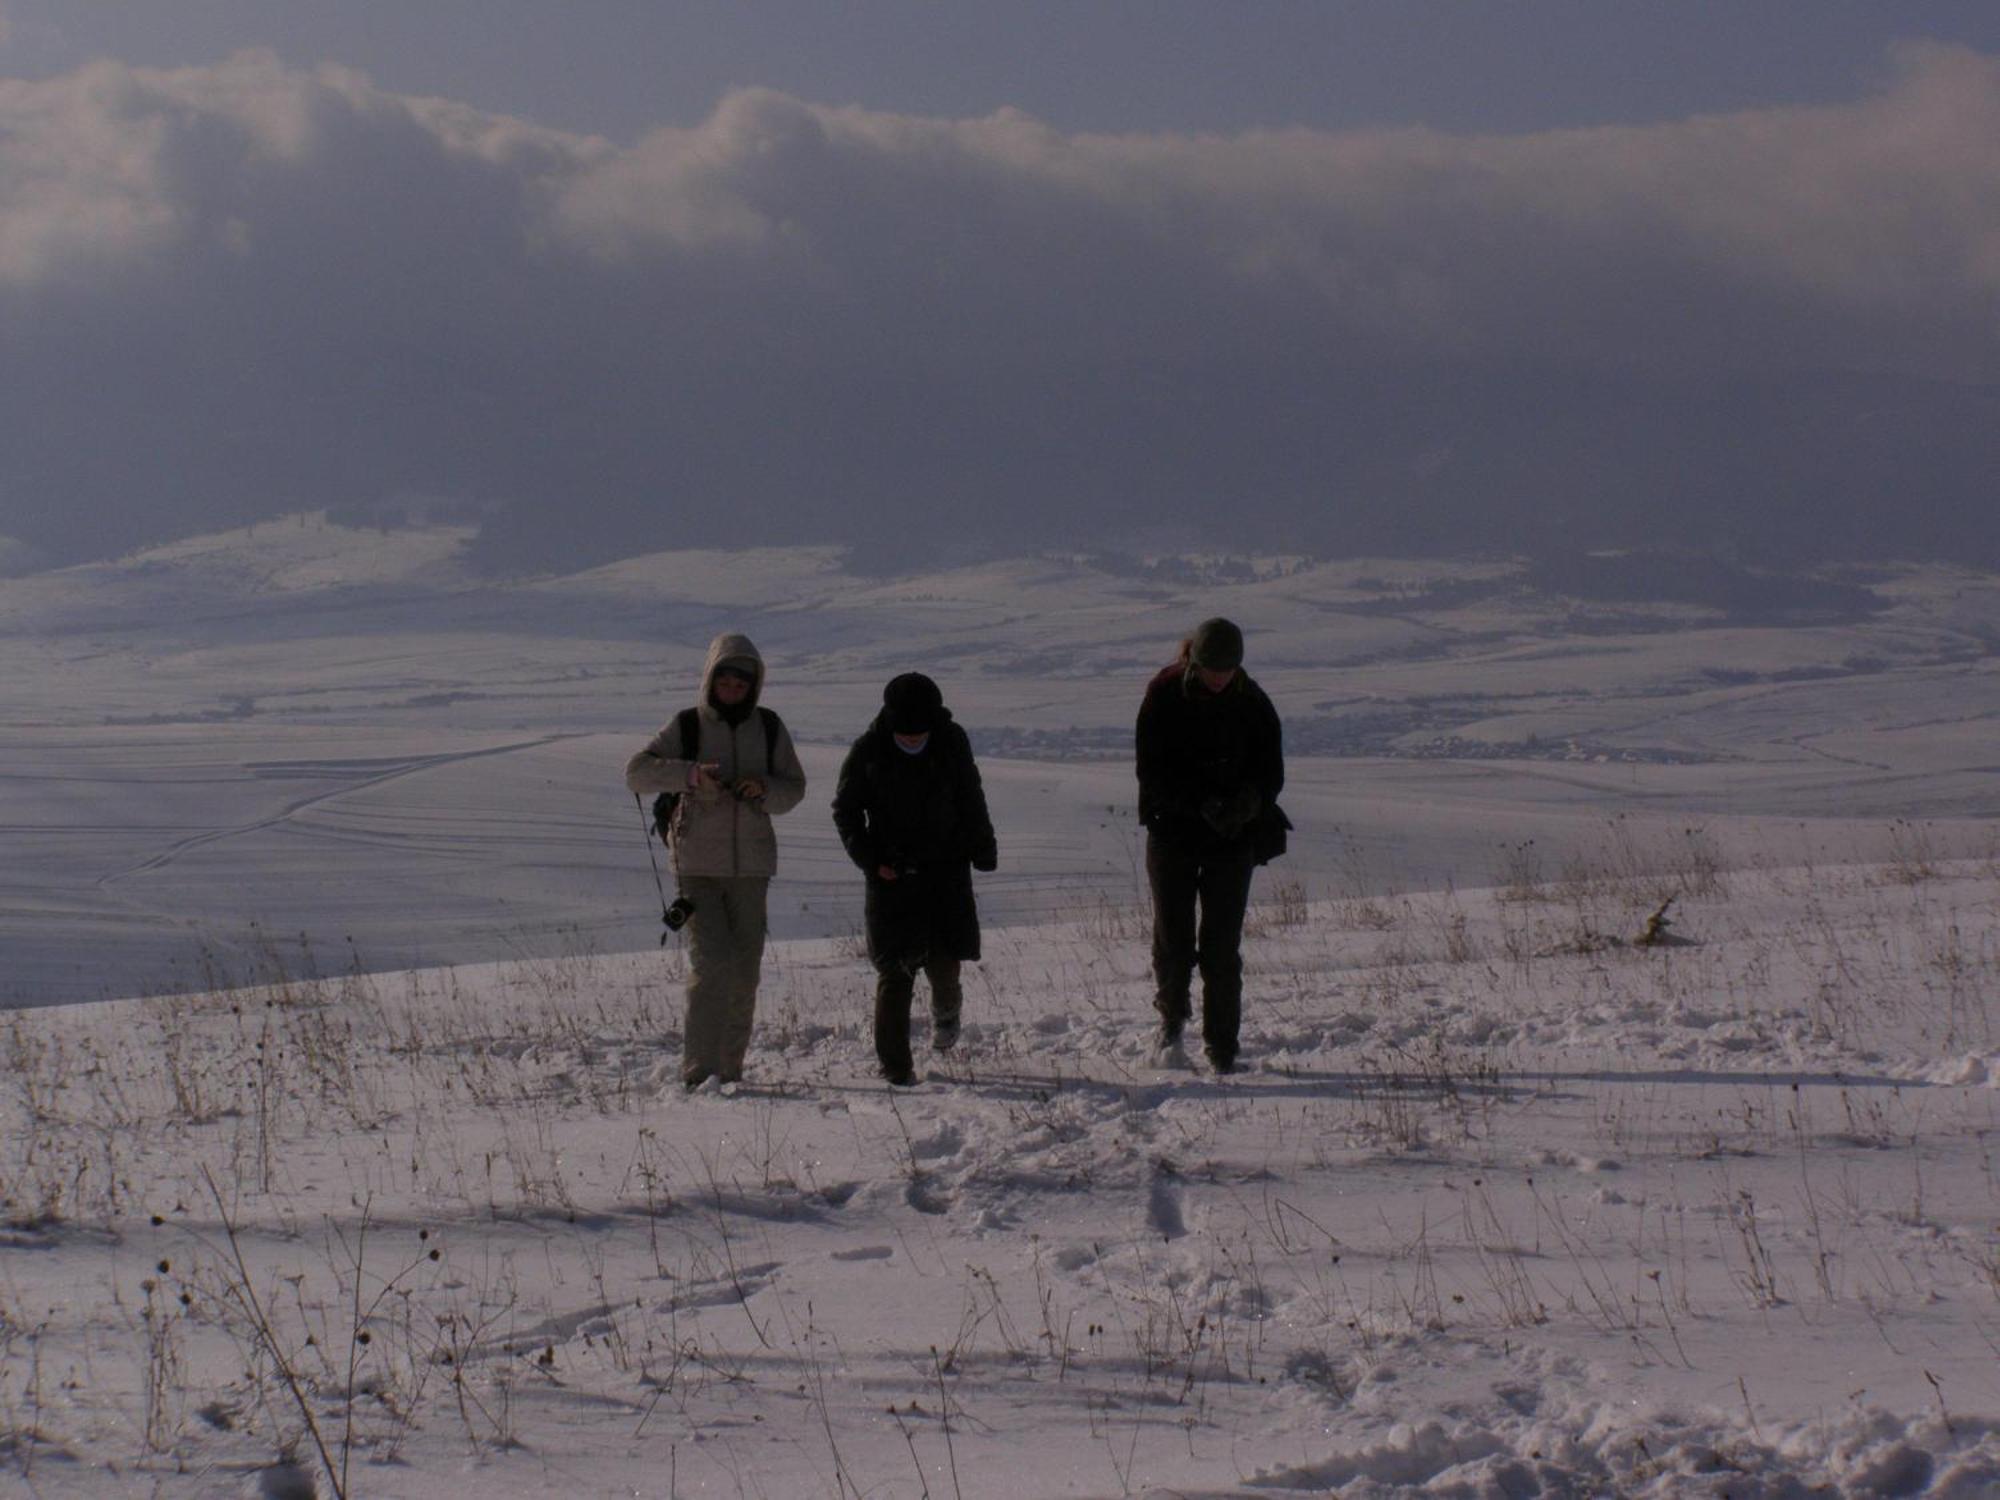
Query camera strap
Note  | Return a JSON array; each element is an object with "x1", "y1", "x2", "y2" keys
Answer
[{"x1": 634, "y1": 793, "x2": 678, "y2": 944}]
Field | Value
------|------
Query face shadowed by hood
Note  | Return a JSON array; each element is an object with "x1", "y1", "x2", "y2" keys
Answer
[{"x1": 700, "y1": 632, "x2": 765, "y2": 720}]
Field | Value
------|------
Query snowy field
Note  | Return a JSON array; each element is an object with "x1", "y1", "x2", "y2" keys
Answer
[
  {"x1": 6, "y1": 849, "x2": 2000, "y2": 1496},
  {"x1": 4, "y1": 517, "x2": 2000, "y2": 1495}
]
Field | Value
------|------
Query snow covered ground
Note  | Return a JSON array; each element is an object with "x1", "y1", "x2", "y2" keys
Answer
[
  {"x1": 5, "y1": 852, "x2": 2000, "y2": 1496},
  {"x1": 4, "y1": 517, "x2": 2000, "y2": 1495}
]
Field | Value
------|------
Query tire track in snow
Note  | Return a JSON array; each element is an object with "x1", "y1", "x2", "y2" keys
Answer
[{"x1": 95, "y1": 732, "x2": 585, "y2": 888}]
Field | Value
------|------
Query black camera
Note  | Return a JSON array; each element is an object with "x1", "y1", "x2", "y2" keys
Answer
[{"x1": 663, "y1": 895, "x2": 697, "y2": 932}]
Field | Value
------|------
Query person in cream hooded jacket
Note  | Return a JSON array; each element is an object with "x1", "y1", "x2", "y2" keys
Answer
[{"x1": 625, "y1": 633, "x2": 807, "y2": 1087}]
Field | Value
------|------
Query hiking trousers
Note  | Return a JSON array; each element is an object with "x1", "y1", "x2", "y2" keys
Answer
[
  {"x1": 681, "y1": 875, "x2": 769, "y2": 1084},
  {"x1": 1146, "y1": 835, "x2": 1256, "y2": 1065}
]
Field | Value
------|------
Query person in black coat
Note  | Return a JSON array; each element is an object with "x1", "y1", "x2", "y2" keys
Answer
[
  {"x1": 1135, "y1": 617, "x2": 1285, "y2": 1073},
  {"x1": 832, "y1": 673, "x2": 999, "y2": 1086}
]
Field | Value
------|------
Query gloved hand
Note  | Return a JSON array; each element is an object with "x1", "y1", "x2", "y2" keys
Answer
[
  {"x1": 1202, "y1": 786, "x2": 1262, "y2": 837},
  {"x1": 972, "y1": 843, "x2": 998, "y2": 873}
]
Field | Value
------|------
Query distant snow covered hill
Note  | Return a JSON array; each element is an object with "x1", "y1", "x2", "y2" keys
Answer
[{"x1": 1, "y1": 514, "x2": 1996, "y2": 1004}]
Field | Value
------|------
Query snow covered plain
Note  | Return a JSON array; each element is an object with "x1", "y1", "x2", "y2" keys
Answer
[
  {"x1": 4, "y1": 516, "x2": 1997, "y2": 1006},
  {"x1": 4, "y1": 516, "x2": 2000, "y2": 1495},
  {"x1": 8, "y1": 855, "x2": 2000, "y2": 1496}
]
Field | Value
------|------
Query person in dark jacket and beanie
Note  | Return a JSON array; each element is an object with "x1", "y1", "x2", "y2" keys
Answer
[
  {"x1": 832, "y1": 673, "x2": 999, "y2": 1087},
  {"x1": 1135, "y1": 618, "x2": 1284, "y2": 1073}
]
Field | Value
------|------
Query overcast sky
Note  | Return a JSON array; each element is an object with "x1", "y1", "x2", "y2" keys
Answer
[
  {"x1": 2, "y1": 4, "x2": 1997, "y2": 573},
  {"x1": 11, "y1": 2, "x2": 2000, "y2": 141}
]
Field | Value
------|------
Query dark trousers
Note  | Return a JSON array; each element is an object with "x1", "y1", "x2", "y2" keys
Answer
[
  {"x1": 1147, "y1": 834, "x2": 1256, "y2": 1062},
  {"x1": 873, "y1": 956, "x2": 963, "y2": 1077}
]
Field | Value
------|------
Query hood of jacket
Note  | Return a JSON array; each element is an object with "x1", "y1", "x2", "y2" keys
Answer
[{"x1": 701, "y1": 632, "x2": 766, "y2": 710}]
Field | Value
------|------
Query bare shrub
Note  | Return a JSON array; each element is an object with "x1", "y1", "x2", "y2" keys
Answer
[
  {"x1": 1492, "y1": 840, "x2": 1546, "y2": 904},
  {"x1": 1243, "y1": 878, "x2": 1310, "y2": 937},
  {"x1": 1882, "y1": 819, "x2": 1941, "y2": 885}
]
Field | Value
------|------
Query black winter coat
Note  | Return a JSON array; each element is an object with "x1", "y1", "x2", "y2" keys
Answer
[
  {"x1": 1135, "y1": 664, "x2": 1285, "y2": 857},
  {"x1": 832, "y1": 711, "x2": 998, "y2": 967}
]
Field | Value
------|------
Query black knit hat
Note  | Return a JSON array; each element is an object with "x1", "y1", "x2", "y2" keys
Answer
[
  {"x1": 1189, "y1": 618, "x2": 1244, "y2": 671},
  {"x1": 883, "y1": 672, "x2": 944, "y2": 734}
]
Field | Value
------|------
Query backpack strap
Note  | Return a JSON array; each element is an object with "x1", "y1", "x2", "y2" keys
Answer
[{"x1": 757, "y1": 706, "x2": 780, "y2": 766}]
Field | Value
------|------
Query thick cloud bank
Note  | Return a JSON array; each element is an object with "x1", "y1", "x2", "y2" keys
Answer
[{"x1": 2, "y1": 47, "x2": 1996, "y2": 569}]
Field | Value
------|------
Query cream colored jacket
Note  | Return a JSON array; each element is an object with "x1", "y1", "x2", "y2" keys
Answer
[{"x1": 624, "y1": 633, "x2": 807, "y2": 879}]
